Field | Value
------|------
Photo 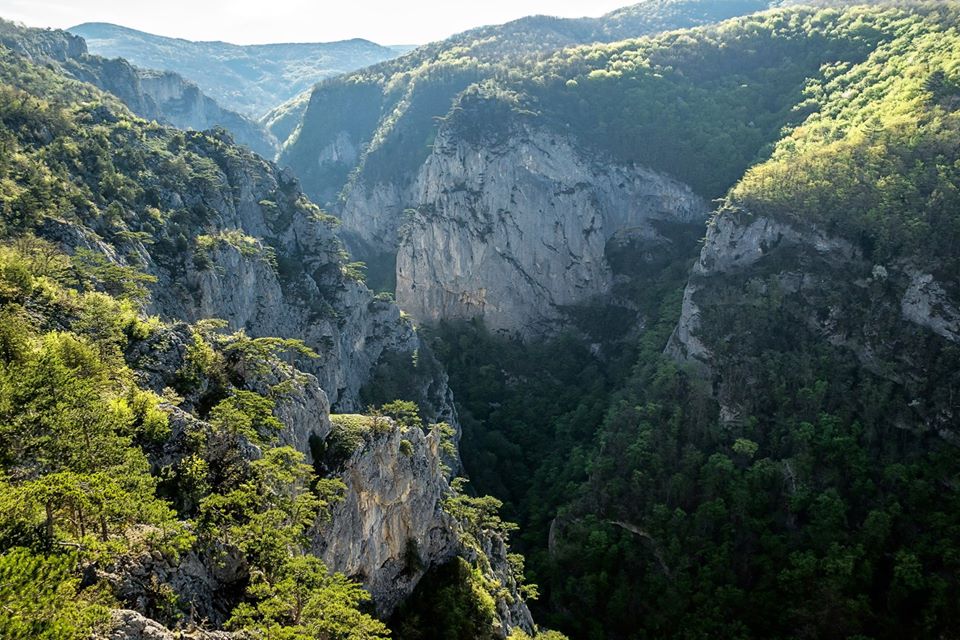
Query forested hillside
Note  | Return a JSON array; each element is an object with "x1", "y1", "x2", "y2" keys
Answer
[
  {"x1": 0, "y1": 25, "x2": 551, "y2": 640},
  {"x1": 279, "y1": 0, "x2": 772, "y2": 211},
  {"x1": 0, "y1": 19, "x2": 279, "y2": 157},
  {"x1": 416, "y1": 3, "x2": 960, "y2": 638},
  {"x1": 5, "y1": 1, "x2": 960, "y2": 639}
]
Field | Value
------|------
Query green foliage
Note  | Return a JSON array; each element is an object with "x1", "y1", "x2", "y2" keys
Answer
[
  {"x1": 425, "y1": 317, "x2": 624, "y2": 535},
  {"x1": 507, "y1": 630, "x2": 569, "y2": 640},
  {"x1": 197, "y1": 445, "x2": 339, "y2": 574},
  {"x1": 222, "y1": 331, "x2": 319, "y2": 374},
  {"x1": 507, "y1": 5, "x2": 913, "y2": 197},
  {"x1": 0, "y1": 548, "x2": 112, "y2": 639},
  {"x1": 195, "y1": 230, "x2": 275, "y2": 269},
  {"x1": 209, "y1": 390, "x2": 283, "y2": 444},
  {"x1": 444, "y1": 479, "x2": 518, "y2": 539},
  {"x1": 283, "y1": 0, "x2": 772, "y2": 206},
  {"x1": 730, "y1": 4, "x2": 960, "y2": 274},
  {"x1": 71, "y1": 249, "x2": 157, "y2": 303},
  {"x1": 342, "y1": 260, "x2": 367, "y2": 283},
  {"x1": 0, "y1": 328, "x2": 182, "y2": 550},
  {"x1": 379, "y1": 399, "x2": 423, "y2": 430},
  {"x1": 422, "y1": 5, "x2": 960, "y2": 638},
  {"x1": 0, "y1": 36, "x2": 394, "y2": 640},
  {"x1": 318, "y1": 411, "x2": 395, "y2": 471},
  {"x1": 390, "y1": 557, "x2": 497, "y2": 640},
  {"x1": 227, "y1": 555, "x2": 390, "y2": 640}
]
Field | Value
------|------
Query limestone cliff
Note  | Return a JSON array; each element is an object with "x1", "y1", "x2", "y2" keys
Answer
[
  {"x1": 314, "y1": 420, "x2": 534, "y2": 635},
  {"x1": 4, "y1": 37, "x2": 526, "y2": 633},
  {"x1": 39, "y1": 124, "x2": 425, "y2": 413},
  {"x1": 395, "y1": 110, "x2": 708, "y2": 334},
  {"x1": 332, "y1": 91, "x2": 707, "y2": 335},
  {"x1": 133, "y1": 70, "x2": 278, "y2": 158},
  {"x1": 117, "y1": 323, "x2": 530, "y2": 637},
  {"x1": 669, "y1": 207, "x2": 960, "y2": 435},
  {"x1": 314, "y1": 423, "x2": 459, "y2": 614}
]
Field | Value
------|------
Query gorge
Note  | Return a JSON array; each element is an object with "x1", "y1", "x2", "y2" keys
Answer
[{"x1": 1, "y1": 1, "x2": 960, "y2": 639}]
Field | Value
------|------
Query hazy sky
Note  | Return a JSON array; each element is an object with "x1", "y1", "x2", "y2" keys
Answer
[{"x1": 0, "y1": 0, "x2": 632, "y2": 45}]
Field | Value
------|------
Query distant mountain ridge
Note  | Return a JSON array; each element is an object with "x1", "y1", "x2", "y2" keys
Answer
[
  {"x1": 0, "y1": 19, "x2": 279, "y2": 157},
  {"x1": 69, "y1": 22, "x2": 413, "y2": 117}
]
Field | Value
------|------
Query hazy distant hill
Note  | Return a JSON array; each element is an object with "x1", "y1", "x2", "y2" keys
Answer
[{"x1": 69, "y1": 22, "x2": 412, "y2": 117}]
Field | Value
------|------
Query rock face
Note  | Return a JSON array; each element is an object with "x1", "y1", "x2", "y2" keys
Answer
[
  {"x1": 35, "y1": 77, "x2": 500, "y2": 638},
  {"x1": 100, "y1": 610, "x2": 240, "y2": 640},
  {"x1": 83, "y1": 62, "x2": 278, "y2": 159},
  {"x1": 134, "y1": 70, "x2": 278, "y2": 158},
  {"x1": 39, "y1": 126, "x2": 426, "y2": 412},
  {"x1": 315, "y1": 424, "x2": 459, "y2": 614},
  {"x1": 328, "y1": 91, "x2": 707, "y2": 335},
  {"x1": 3, "y1": 22, "x2": 527, "y2": 636},
  {"x1": 394, "y1": 118, "x2": 707, "y2": 334},
  {"x1": 668, "y1": 210, "x2": 859, "y2": 368},
  {"x1": 314, "y1": 421, "x2": 534, "y2": 635},
  {"x1": 901, "y1": 269, "x2": 960, "y2": 343},
  {"x1": 668, "y1": 207, "x2": 960, "y2": 434}
]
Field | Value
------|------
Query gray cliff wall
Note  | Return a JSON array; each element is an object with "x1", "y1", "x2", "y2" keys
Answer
[
  {"x1": 668, "y1": 207, "x2": 960, "y2": 436},
  {"x1": 395, "y1": 124, "x2": 707, "y2": 334}
]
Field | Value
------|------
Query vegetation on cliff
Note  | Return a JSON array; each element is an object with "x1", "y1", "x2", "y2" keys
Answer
[{"x1": 426, "y1": 3, "x2": 960, "y2": 638}]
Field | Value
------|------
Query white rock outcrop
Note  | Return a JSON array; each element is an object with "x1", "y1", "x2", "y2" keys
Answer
[{"x1": 334, "y1": 117, "x2": 707, "y2": 334}]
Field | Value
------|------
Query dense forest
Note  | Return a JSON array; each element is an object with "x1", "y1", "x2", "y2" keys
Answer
[
  {"x1": 3, "y1": 1, "x2": 960, "y2": 639},
  {"x1": 423, "y1": 3, "x2": 960, "y2": 639},
  {"x1": 279, "y1": 0, "x2": 772, "y2": 208}
]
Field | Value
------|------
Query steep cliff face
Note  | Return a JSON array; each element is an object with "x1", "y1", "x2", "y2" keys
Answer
[
  {"x1": 121, "y1": 323, "x2": 518, "y2": 634},
  {"x1": 394, "y1": 111, "x2": 707, "y2": 334},
  {"x1": 0, "y1": 33, "x2": 525, "y2": 635},
  {"x1": 669, "y1": 207, "x2": 960, "y2": 433},
  {"x1": 82, "y1": 62, "x2": 278, "y2": 159},
  {"x1": 667, "y1": 211, "x2": 860, "y2": 370},
  {"x1": 135, "y1": 70, "x2": 278, "y2": 158},
  {"x1": 314, "y1": 422, "x2": 533, "y2": 634},
  {"x1": 39, "y1": 128, "x2": 420, "y2": 412},
  {"x1": 314, "y1": 423, "x2": 458, "y2": 614}
]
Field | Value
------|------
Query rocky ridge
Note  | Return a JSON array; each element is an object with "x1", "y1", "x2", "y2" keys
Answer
[
  {"x1": 0, "y1": 20, "x2": 278, "y2": 157},
  {"x1": 668, "y1": 207, "x2": 960, "y2": 434},
  {"x1": 394, "y1": 105, "x2": 708, "y2": 334},
  {"x1": 0, "y1": 36, "x2": 532, "y2": 636},
  {"x1": 327, "y1": 90, "x2": 707, "y2": 335},
  {"x1": 108, "y1": 323, "x2": 532, "y2": 638}
]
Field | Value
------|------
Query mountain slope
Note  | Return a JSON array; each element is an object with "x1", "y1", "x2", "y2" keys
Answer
[
  {"x1": 417, "y1": 3, "x2": 960, "y2": 638},
  {"x1": 69, "y1": 22, "x2": 411, "y2": 118},
  {"x1": 0, "y1": 23, "x2": 546, "y2": 640},
  {"x1": 0, "y1": 19, "x2": 278, "y2": 157},
  {"x1": 280, "y1": 0, "x2": 773, "y2": 210},
  {"x1": 285, "y1": 2, "x2": 901, "y2": 335}
]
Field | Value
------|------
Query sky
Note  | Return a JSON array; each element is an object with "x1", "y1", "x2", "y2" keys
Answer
[{"x1": 0, "y1": 0, "x2": 632, "y2": 45}]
